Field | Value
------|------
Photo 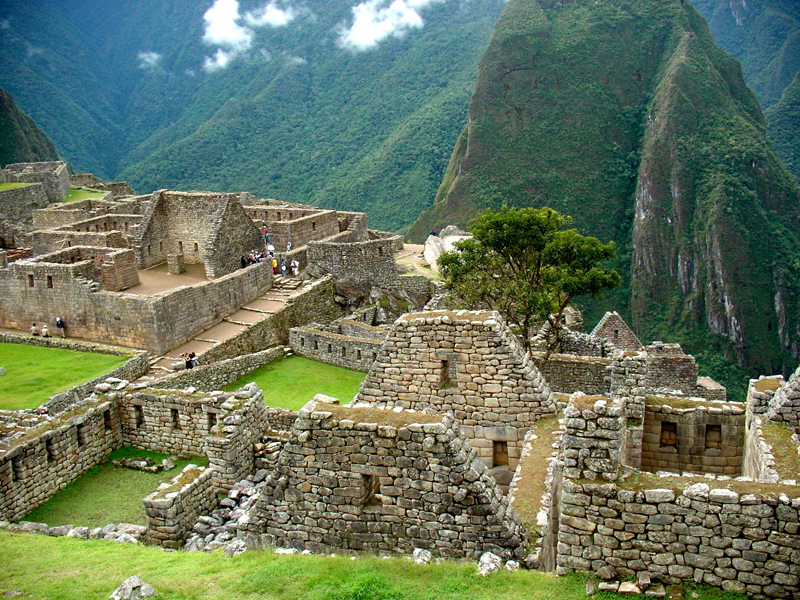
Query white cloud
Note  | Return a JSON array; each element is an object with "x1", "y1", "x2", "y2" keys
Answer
[
  {"x1": 203, "y1": 48, "x2": 238, "y2": 72},
  {"x1": 337, "y1": 0, "x2": 443, "y2": 51},
  {"x1": 244, "y1": 2, "x2": 296, "y2": 27},
  {"x1": 137, "y1": 51, "x2": 162, "y2": 69},
  {"x1": 286, "y1": 54, "x2": 307, "y2": 65},
  {"x1": 203, "y1": 0, "x2": 253, "y2": 51}
]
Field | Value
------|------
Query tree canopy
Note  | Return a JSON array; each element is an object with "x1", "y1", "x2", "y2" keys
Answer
[{"x1": 437, "y1": 206, "x2": 620, "y2": 358}]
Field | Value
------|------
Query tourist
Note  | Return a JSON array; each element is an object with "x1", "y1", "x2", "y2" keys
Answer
[
  {"x1": 55, "y1": 317, "x2": 66, "y2": 338},
  {"x1": 263, "y1": 224, "x2": 269, "y2": 244},
  {"x1": 183, "y1": 353, "x2": 193, "y2": 370},
  {"x1": 267, "y1": 243, "x2": 275, "y2": 257},
  {"x1": 272, "y1": 256, "x2": 279, "y2": 275},
  {"x1": 41, "y1": 324, "x2": 51, "y2": 338},
  {"x1": 281, "y1": 260, "x2": 287, "y2": 277},
  {"x1": 430, "y1": 227, "x2": 438, "y2": 237},
  {"x1": 290, "y1": 259, "x2": 299, "y2": 277},
  {"x1": 286, "y1": 241, "x2": 292, "y2": 252},
  {"x1": 30, "y1": 322, "x2": 39, "y2": 336},
  {"x1": 189, "y1": 352, "x2": 197, "y2": 368},
  {"x1": 240, "y1": 255, "x2": 248, "y2": 269}
]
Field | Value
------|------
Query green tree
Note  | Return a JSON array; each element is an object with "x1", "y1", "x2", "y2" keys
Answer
[{"x1": 437, "y1": 206, "x2": 620, "y2": 361}]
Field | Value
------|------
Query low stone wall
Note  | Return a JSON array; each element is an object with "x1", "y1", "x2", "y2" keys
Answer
[
  {"x1": 537, "y1": 353, "x2": 611, "y2": 395},
  {"x1": 264, "y1": 407, "x2": 298, "y2": 434},
  {"x1": 0, "y1": 398, "x2": 122, "y2": 521},
  {"x1": 641, "y1": 398, "x2": 745, "y2": 476},
  {"x1": 556, "y1": 479, "x2": 800, "y2": 598},
  {"x1": 748, "y1": 376, "x2": 783, "y2": 416},
  {"x1": 143, "y1": 465, "x2": 217, "y2": 549},
  {"x1": 117, "y1": 389, "x2": 226, "y2": 457},
  {"x1": 205, "y1": 383, "x2": 269, "y2": 493},
  {"x1": 766, "y1": 364, "x2": 800, "y2": 426},
  {"x1": 307, "y1": 236, "x2": 402, "y2": 288},
  {"x1": 562, "y1": 395, "x2": 625, "y2": 480},
  {"x1": 0, "y1": 183, "x2": 48, "y2": 222},
  {"x1": 338, "y1": 319, "x2": 388, "y2": 341},
  {"x1": 199, "y1": 276, "x2": 343, "y2": 364},
  {"x1": 290, "y1": 325, "x2": 382, "y2": 372},
  {"x1": 150, "y1": 347, "x2": 285, "y2": 392},
  {"x1": 742, "y1": 415, "x2": 780, "y2": 483}
]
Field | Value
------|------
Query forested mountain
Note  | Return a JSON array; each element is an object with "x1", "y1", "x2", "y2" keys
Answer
[
  {"x1": 692, "y1": 0, "x2": 800, "y2": 180},
  {"x1": 0, "y1": 0, "x2": 504, "y2": 230},
  {"x1": 766, "y1": 72, "x2": 800, "y2": 179},
  {"x1": 0, "y1": 88, "x2": 60, "y2": 167},
  {"x1": 410, "y1": 0, "x2": 800, "y2": 396}
]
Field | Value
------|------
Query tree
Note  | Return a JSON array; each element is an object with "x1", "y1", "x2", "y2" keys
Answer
[{"x1": 437, "y1": 206, "x2": 620, "y2": 362}]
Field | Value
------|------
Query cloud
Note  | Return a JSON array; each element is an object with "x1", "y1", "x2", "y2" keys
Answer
[
  {"x1": 26, "y1": 45, "x2": 45, "y2": 58},
  {"x1": 137, "y1": 51, "x2": 162, "y2": 69},
  {"x1": 203, "y1": 48, "x2": 238, "y2": 72},
  {"x1": 337, "y1": 0, "x2": 443, "y2": 51},
  {"x1": 286, "y1": 54, "x2": 307, "y2": 65},
  {"x1": 244, "y1": 2, "x2": 296, "y2": 27},
  {"x1": 203, "y1": 0, "x2": 253, "y2": 51}
]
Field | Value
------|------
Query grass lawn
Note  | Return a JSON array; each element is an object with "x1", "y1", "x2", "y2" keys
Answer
[
  {"x1": 22, "y1": 447, "x2": 209, "y2": 527},
  {"x1": 223, "y1": 356, "x2": 366, "y2": 410},
  {"x1": 0, "y1": 182, "x2": 34, "y2": 190},
  {"x1": 0, "y1": 532, "x2": 750, "y2": 600},
  {"x1": 62, "y1": 187, "x2": 106, "y2": 202},
  {"x1": 0, "y1": 342, "x2": 129, "y2": 410}
]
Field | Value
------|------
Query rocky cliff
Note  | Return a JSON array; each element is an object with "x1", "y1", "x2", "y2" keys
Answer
[{"x1": 409, "y1": 0, "x2": 800, "y2": 391}]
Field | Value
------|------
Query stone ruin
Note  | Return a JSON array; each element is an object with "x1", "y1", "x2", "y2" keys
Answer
[{"x1": 0, "y1": 173, "x2": 797, "y2": 597}]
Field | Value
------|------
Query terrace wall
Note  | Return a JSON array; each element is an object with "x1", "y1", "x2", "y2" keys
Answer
[
  {"x1": 290, "y1": 325, "x2": 382, "y2": 372},
  {"x1": 0, "y1": 184, "x2": 48, "y2": 222},
  {"x1": 0, "y1": 399, "x2": 122, "y2": 521},
  {"x1": 536, "y1": 353, "x2": 611, "y2": 395}
]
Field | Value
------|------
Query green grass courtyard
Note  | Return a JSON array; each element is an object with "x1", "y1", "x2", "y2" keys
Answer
[
  {"x1": 22, "y1": 446, "x2": 208, "y2": 527},
  {"x1": 62, "y1": 187, "x2": 106, "y2": 202},
  {"x1": 0, "y1": 342, "x2": 129, "y2": 410},
  {"x1": 224, "y1": 355, "x2": 366, "y2": 410}
]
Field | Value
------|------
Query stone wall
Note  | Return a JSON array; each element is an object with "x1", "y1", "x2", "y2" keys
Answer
[
  {"x1": 240, "y1": 401, "x2": 529, "y2": 559},
  {"x1": 556, "y1": 480, "x2": 800, "y2": 598},
  {"x1": 640, "y1": 397, "x2": 745, "y2": 476},
  {"x1": 742, "y1": 414, "x2": 780, "y2": 483},
  {"x1": 0, "y1": 398, "x2": 122, "y2": 521},
  {"x1": 204, "y1": 383, "x2": 270, "y2": 493},
  {"x1": 562, "y1": 394, "x2": 625, "y2": 481},
  {"x1": 69, "y1": 174, "x2": 134, "y2": 198},
  {"x1": 0, "y1": 256, "x2": 272, "y2": 353},
  {"x1": 766, "y1": 364, "x2": 800, "y2": 426},
  {"x1": 32, "y1": 198, "x2": 134, "y2": 230},
  {"x1": 203, "y1": 194, "x2": 265, "y2": 279},
  {"x1": 536, "y1": 353, "x2": 611, "y2": 395},
  {"x1": 31, "y1": 229, "x2": 129, "y2": 256},
  {"x1": 143, "y1": 465, "x2": 217, "y2": 549},
  {"x1": 290, "y1": 324, "x2": 383, "y2": 372},
  {"x1": 150, "y1": 347, "x2": 285, "y2": 392},
  {"x1": 198, "y1": 276, "x2": 343, "y2": 363},
  {"x1": 0, "y1": 184, "x2": 48, "y2": 222},
  {"x1": 355, "y1": 310, "x2": 554, "y2": 471},
  {"x1": 1, "y1": 161, "x2": 70, "y2": 203},
  {"x1": 117, "y1": 389, "x2": 226, "y2": 457},
  {"x1": 590, "y1": 311, "x2": 642, "y2": 350},
  {"x1": 307, "y1": 236, "x2": 402, "y2": 288}
]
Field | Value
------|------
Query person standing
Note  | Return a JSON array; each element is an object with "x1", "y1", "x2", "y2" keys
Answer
[
  {"x1": 267, "y1": 243, "x2": 275, "y2": 257},
  {"x1": 280, "y1": 260, "x2": 287, "y2": 277},
  {"x1": 272, "y1": 256, "x2": 279, "y2": 275},
  {"x1": 55, "y1": 317, "x2": 66, "y2": 338},
  {"x1": 263, "y1": 224, "x2": 270, "y2": 245},
  {"x1": 290, "y1": 259, "x2": 299, "y2": 277},
  {"x1": 286, "y1": 241, "x2": 292, "y2": 252}
]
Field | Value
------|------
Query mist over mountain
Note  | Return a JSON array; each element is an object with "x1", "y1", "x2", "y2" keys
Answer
[{"x1": 0, "y1": 0, "x2": 504, "y2": 229}]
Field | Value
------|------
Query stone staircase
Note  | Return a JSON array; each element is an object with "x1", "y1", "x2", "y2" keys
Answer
[{"x1": 137, "y1": 275, "x2": 305, "y2": 383}]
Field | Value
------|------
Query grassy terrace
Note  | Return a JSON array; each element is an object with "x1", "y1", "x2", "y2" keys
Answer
[
  {"x1": 0, "y1": 532, "x2": 748, "y2": 600},
  {"x1": 224, "y1": 356, "x2": 366, "y2": 411},
  {"x1": 63, "y1": 187, "x2": 106, "y2": 202},
  {"x1": 0, "y1": 182, "x2": 33, "y2": 190},
  {"x1": 510, "y1": 415, "x2": 562, "y2": 533},
  {"x1": 0, "y1": 342, "x2": 129, "y2": 410},
  {"x1": 22, "y1": 447, "x2": 208, "y2": 527}
]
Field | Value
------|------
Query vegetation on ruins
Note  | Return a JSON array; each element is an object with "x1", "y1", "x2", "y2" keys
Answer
[
  {"x1": 223, "y1": 356, "x2": 365, "y2": 410},
  {"x1": 0, "y1": 530, "x2": 749, "y2": 600},
  {"x1": 438, "y1": 206, "x2": 619, "y2": 359},
  {"x1": 0, "y1": 343, "x2": 128, "y2": 410},
  {"x1": 23, "y1": 447, "x2": 208, "y2": 528}
]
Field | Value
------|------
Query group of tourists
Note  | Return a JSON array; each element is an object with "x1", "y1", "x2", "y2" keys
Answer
[
  {"x1": 30, "y1": 317, "x2": 66, "y2": 338},
  {"x1": 238, "y1": 222, "x2": 300, "y2": 279},
  {"x1": 181, "y1": 352, "x2": 198, "y2": 369}
]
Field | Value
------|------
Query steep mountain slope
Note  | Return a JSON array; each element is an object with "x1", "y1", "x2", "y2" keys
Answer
[
  {"x1": 691, "y1": 0, "x2": 800, "y2": 109},
  {"x1": 766, "y1": 72, "x2": 800, "y2": 180},
  {"x1": 410, "y1": 0, "x2": 800, "y2": 393},
  {"x1": 0, "y1": 87, "x2": 60, "y2": 167},
  {"x1": 0, "y1": 0, "x2": 504, "y2": 229}
]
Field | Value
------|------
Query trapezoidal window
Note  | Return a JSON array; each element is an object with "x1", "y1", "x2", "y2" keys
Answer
[
  {"x1": 439, "y1": 358, "x2": 457, "y2": 389},
  {"x1": 45, "y1": 438, "x2": 57, "y2": 464},
  {"x1": 171, "y1": 408, "x2": 181, "y2": 430},
  {"x1": 27, "y1": 274, "x2": 34, "y2": 287},
  {"x1": 103, "y1": 410, "x2": 113, "y2": 431},
  {"x1": 493, "y1": 441, "x2": 509, "y2": 467},
  {"x1": 133, "y1": 405, "x2": 145, "y2": 428},
  {"x1": 46, "y1": 275, "x2": 53, "y2": 289},
  {"x1": 207, "y1": 412, "x2": 218, "y2": 432},
  {"x1": 359, "y1": 474, "x2": 382, "y2": 506},
  {"x1": 705, "y1": 425, "x2": 722, "y2": 451},
  {"x1": 660, "y1": 422, "x2": 677, "y2": 448},
  {"x1": 178, "y1": 241, "x2": 183, "y2": 253},
  {"x1": 194, "y1": 242, "x2": 199, "y2": 252},
  {"x1": 76, "y1": 425, "x2": 88, "y2": 448}
]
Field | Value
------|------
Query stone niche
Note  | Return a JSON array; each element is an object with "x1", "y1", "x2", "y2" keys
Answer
[{"x1": 640, "y1": 397, "x2": 745, "y2": 475}]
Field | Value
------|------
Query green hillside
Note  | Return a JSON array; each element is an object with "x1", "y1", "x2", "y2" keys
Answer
[
  {"x1": 409, "y1": 0, "x2": 800, "y2": 395},
  {"x1": 0, "y1": 87, "x2": 60, "y2": 168},
  {"x1": 766, "y1": 71, "x2": 800, "y2": 180},
  {"x1": 0, "y1": 0, "x2": 504, "y2": 230}
]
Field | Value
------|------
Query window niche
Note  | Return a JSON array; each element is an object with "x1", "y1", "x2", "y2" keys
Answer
[
  {"x1": 359, "y1": 473, "x2": 383, "y2": 507},
  {"x1": 705, "y1": 424, "x2": 722, "y2": 454},
  {"x1": 659, "y1": 421, "x2": 677, "y2": 448}
]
